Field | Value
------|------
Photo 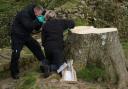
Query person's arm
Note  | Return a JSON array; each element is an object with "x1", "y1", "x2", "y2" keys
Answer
[
  {"x1": 41, "y1": 25, "x2": 45, "y2": 46},
  {"x1": 20, "y1": 14, "x2": 42, "y2": 32},
  {"x1": 63, "y1": 19, "x2": 75, "y2": 30}
]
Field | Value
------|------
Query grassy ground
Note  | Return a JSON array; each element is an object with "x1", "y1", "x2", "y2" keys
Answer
[
  {"x1": 77, "y1": 64, "x2": 105, "y2": 82},
  {"x1": 0, "y1": 0, "x2": 128, "y2": 88},
  {"x1": 0, "y1": 67, "x2": 41, "y2": 89},
  {"x1": 0, "y1": 67, "x2": 107, "y2": 89},
  {"x1": 16, "y1": 68, "x2": 40, "y2": 89},
  {"x1": 122, "y1": 41, "x2": 128, "y2": 59},
  {"x1": 0, "y1": 41, "x2": 128, "y2": 89}
]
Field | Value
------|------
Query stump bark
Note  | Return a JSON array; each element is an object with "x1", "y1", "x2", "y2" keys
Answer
[{"x1": 64, "y1": 26, "x2": 128, "y2": 89}]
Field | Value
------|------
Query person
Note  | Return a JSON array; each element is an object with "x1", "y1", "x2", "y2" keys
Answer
[
  {"x1": 41, "y1": 10, "x2": 75, "y2": 73},
  {"x1": 10, "y1": 4, "x2": 49, "y2": 79}
]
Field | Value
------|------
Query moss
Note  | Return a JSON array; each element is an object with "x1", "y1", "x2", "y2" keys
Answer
[{"x1": 77, "y1": 63, "x2": 105, "y2": 82}]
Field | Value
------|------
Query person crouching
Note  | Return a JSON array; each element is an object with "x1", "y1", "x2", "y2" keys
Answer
[{"x1": 41, "y1": 10, "x2": 75, "y2": 74}]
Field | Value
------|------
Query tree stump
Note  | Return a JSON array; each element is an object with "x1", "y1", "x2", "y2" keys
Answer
[{"x1": 64, "y1": 26, "x2": 128, "y2": 89}]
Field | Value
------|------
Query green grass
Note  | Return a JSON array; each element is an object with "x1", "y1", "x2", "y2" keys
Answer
[
  {"x1": 75, "y1": 18, "x2": 87, "y2": 26},
  {"x1": 122, "y1": 42, "x2": 128, "y2": 49},
  {"x1": 0, "y1": 70, "x2": 10, "y2": 80},
  {"x1": 16, "y1": 70, "x2": 40, "y2": 89},
  {"x1": 77, "y1": 63, "x2": 105, "y2": 82},
  {"x1": 59, "y1": 0, "x2": 78, "y2": 9},
  {"x1": 46, "y1": 0, "x2": 78, "y2": 9},
  {"x1": 47, "y1": 0, "x2": 69, "y2": 9},
  {"x1": 122, "y1": 41, "x2": 128, "y2": 59}
]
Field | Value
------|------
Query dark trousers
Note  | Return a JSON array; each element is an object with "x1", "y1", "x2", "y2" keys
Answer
[
  {"x1": 44, "y1": 46, "x2": 65, "y2": 70},
  {"x1": 10, "y1": 35, "x2": 46, "y2": 76}
]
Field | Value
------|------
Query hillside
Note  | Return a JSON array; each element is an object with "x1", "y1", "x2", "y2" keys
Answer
[
  {"x1": 0, "y1": 0, "x2": 128, "y2": 89},
  {"x1": 0, "y1": 0, "x2": 128, "y2": 47}
]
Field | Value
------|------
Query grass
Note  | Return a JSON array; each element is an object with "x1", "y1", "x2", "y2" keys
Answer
[
  {"x1": 0, "y1": 70, "x2": 10, "y2": 80},
  {"x1": 16, "y1": 68, "x2": 40, "y2": 89},
  {"x1": 59, "y1": 0, "x2": 78, "y2": 9},
  {"x1": 77, "y1": 63, "x2": 105, "y2": 82},
  {"x1": 0, "y1": 0, "x2": 30, "y2": 13},
  {"x1": 122, "y1": 41, "x2": 128, "y2": 59},
  {"x1": 47, "y1": 0, "x2": 79, "y2": 11},
  {"x1": 47, "y1": 0, "x2": 69, "y2": 9},
  {"x1": 75, "y1": 18, "x2": 87, "y2": 26},
  {"x1": 122, "y1": 41, "x2": 128, "y2": 49}
]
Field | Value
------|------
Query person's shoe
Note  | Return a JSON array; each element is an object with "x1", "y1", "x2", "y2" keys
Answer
[
  {"x1": 40, "y1": 65, "x2": 45, "y2": 73},
  {"x1": 40, "y1": 59, "x2": 49, "y2": 73},
  {"x1": 50, "y1": 64, "x2": 58, "y2": 72},
  {"x1": 11, "y1": 74, "x2": 19, "y2": 79},
  {"x1": 40, "y1": 65, "x2": 50, "y2": 78},
  {"x1": 43, "y1": 72, "x2": 50, "y2": 78}
]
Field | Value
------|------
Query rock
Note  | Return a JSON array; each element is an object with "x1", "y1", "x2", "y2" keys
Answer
[{"x1": 50, "y1": 79, "x2": 59, "y2": 83}]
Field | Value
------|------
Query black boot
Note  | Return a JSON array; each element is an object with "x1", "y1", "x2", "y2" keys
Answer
[
  {"x1": 40, "y1": 60, "x2": 49, "y2": 73},
  {"x1": 40, "y1": 64, "x2": 50, "y2": 78},
  {"x1": 11, "y1": 73, "x2": 19, "y2": 79},
  {"x1": 50, "y1": 64, "x2": 58, "y2": 72},
  {"x1": 10, "y1": 64, "x2": 20, "y2": 79}
]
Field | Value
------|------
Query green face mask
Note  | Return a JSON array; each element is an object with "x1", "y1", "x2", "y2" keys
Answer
[{"x1": 37, "y1": 15, "x2": 46, "y2": 24}]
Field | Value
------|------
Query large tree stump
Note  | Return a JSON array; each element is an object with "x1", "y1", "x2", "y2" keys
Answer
[{"x1": 64, "y1": 26, "x2": 128, "y2": 89}]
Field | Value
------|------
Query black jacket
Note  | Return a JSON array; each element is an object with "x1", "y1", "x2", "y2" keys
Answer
[
  {"x1": 42, "y1": 19, "x2": 75, "y2": 49},
  {"x1": 11, "y1": 4, "x2": 42, "y2": 38}
]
